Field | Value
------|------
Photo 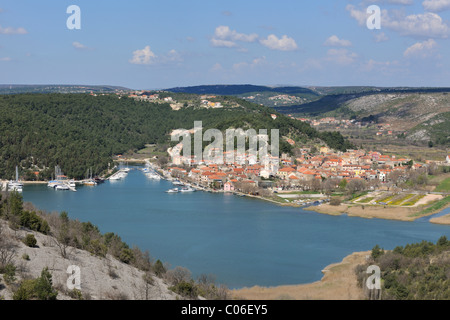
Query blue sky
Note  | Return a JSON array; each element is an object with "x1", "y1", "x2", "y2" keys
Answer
[{"x1": 0, "y1": 0, "x2": 449, "y2": 89}]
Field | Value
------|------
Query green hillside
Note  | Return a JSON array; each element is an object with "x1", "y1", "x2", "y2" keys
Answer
[{"x1": 0, "y1": 93, "x2": 353, "y2": 180}]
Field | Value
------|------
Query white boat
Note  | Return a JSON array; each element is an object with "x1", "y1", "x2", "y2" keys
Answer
[
  {"x1": 180, "y1": 187, "x2": 195, "y2": 193},
  {"x1": 84, "y1": 179, "x2": 97, "y2": 186},
  {"x1": 55, "y1": 184, "x2": 70, "y2": 190},
  {"x1": 146, "y1": 172, "x2": 161, "y2": 180},
  {"x1": 68, "y1": 180, "x2": 76, "y2": 188},
  {"x1": 172, "y1": 180, "x2": 184, "y2": 186},
  {"x1": 166, "y1": 188, "x2": 179, "y2": 193},
  {"x1": 8, "y1": 167, "x2": 23, "y2": 192},
  {"x1": 109, "y1": 174, "x2": 121, "y2": 180},
  {"x1": 8, "y1": 181, "x2": 23, "y2": 192},
  {"x1": 47, "y1": 181, "x2": 58, "y2": 188},
  {"x1": 84, "y1": 168, "x2": 98, "y2": 186},
  {"x1": 111, "y1": 172, "x2": 127, "y2": 180}
]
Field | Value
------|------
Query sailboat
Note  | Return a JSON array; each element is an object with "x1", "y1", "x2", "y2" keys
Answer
[
  {"x1": 84, "y1": 168, "x2": 97, "y2": 186},
  {"x1": 8, "y1": 166, "x2": 23, "y2": 192}
]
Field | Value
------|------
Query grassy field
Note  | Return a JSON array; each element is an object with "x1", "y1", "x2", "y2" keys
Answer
[
  {"x1": 357, "y1": 197, "x2": 374, "y2": 203},
  {"x1": 349, "y1": 191, "x2": 369, "y2": 201},
  {"x1": 280, "y1": 191, "x2": 321, "y2": 195},
  {"x1": 435, "y1": 177, "x2": 450, "y2": 192},
  {"x1": 414, "y1": 195, "x2": 450, "y2": 216}
]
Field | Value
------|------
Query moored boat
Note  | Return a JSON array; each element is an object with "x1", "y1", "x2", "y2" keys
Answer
[{"x1": 180, "y1": 186, "x2": 195, "y2": 193}]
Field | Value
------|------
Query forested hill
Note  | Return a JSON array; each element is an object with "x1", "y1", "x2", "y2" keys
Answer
[
  {"x1": 0, "y1": 93, "x2": 353, "y2": 180},
  {"x1": 167, "y1": 84, "x2": 318, "y2": 96}
]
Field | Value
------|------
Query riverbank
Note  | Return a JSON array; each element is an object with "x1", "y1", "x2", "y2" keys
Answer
[
  {"x1": 430, "y1": 213, "x2": 450, "y2": 225},
  {"x1": 303, "y1": 197, "x2": 450, "y2": 225},
  {"x1": 232, "y1": 251, "x2": 369, "y2": 300}
]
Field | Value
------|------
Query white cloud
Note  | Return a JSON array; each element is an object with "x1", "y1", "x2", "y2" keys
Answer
[
  {"x1": 374, "y1": 32, "x2": 389, "y2": 42},
  {"x1": 129, "y1": 46, "x2": 183, "y2": 65},
  {"x1": 386, "y1": 12, "x2": 450, "y2": 38},
  {"x1": 129, "y1": 46, "x2": 157, "y2": 65},
  {"x1": 161, "y1": 49, "x2": 183, "y2": 63},
  {"x1": 346, "y1": 4, "x2": 369, "y2": 26},
  {"x1": 325, "y1": 48, "x2": 358, "y2": 65},
  {"x1": 232, "y1": 56, "x2": 267, "y2": 72},
  {"x1": 367, "y1": 0, "x2": 413, "y2": 4},
  {"x1": 361, "y1": 59, "x2": 400, "y2": 72},
  {"x1": 324, "y1": 35, "x2": 352, "y2": 47},
  {"x1": 423, "y1": 0, "x2": 450, "y2": 12},
  {"x1": 72, "y1": 41, "x2": 89, "y2": 50},
  {"x1": 210, "y1": 38, "x2": 237, "y2": 48},
  {"x1": 210, "y1": 25, "x2": 258, "y2": 48},
  {"x1": 346, "y1": 4, "x2": 450, "y2": 38},
  {"x1": 0, "y1": 25, "x2": 27, "y2": 35},
  {"x1": 210, "y1": 63, "x2": 223, "y2": 72},
  {"x1": 260, "y1": 34, "x2": 298, "y2": 51},
  {"x1": 0, "y1": 57, "x2": 11, "y2": 61},
  {"x1": 403, "y1": 38, "x2": 438, "y2": 57}
]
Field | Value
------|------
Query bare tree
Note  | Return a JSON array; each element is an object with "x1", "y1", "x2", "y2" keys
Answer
[
  {"x1": 322, "y1": 178, "x2": 339, "y2": 195},
  {"x1": 346, "y1": 179, "x2": 367, "y2": 194},
  {"x1": 0, "y1": 223, "x2": 16, "y2": 271},
  {"x1": 142, "y1": 272, "x2": 154, "y2": 300},
  {"x1": 50, "y1": 212, "x2": 72, "y2": 259},
  {"x1": 165, "y1": 266, "x2": 192, "y2": 286}
]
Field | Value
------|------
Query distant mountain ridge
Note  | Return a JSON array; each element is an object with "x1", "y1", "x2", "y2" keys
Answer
[
  {"x1": 167, "y1": 84, "x2": 319, "y2": 96},
  {"x1": 0, "y1": 84, "x2": 131, "y2": 94}
]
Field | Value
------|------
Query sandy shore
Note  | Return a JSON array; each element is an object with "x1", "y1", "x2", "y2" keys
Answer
[
  {"x1": 430, "y1": 213, "x2": 450, "y2": 225},
  {"x1": 305, "y1": 203, "x2": 419, "y2": 221},
  {"x1": 231, "y1": 251, "x2": 369, "y2": 300}
]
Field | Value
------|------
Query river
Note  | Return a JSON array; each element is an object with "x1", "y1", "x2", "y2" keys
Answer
[{"x1": 22, "y1": 167, "x2": 450, "y2": 289}]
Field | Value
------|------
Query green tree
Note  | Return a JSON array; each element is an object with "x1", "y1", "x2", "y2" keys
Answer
[
  {"x1": 338, "y1": 179, "x2": 347, "y2": 190},
  {"x1": 23, "y1": 234, "x2": 37, "y2": 247},
  {"x1": 371, "y1": 244, "x2": 384, "y2": 260},
  {"x1": 153, "y1": 259, "x2": 166, "y2": 276},
  {"x1": 34, "y1": 267, "x2": 58, "y2": 300}
]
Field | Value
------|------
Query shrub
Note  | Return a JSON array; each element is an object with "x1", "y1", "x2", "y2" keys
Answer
[
  {"x1": 153, "y1": 259, "x2": 166, "y2": 277},
  {"x1": 13, "y1": 279, "x2": 36, "y2": 300},
  {"x1": 329, "y1": 198, "x2": 341, "y2": 206},
  {"x1": 68, "y1": 289, "x2": 83, "y2": 300},
  {"x1": 23, "y1": 234, "x2": 37, "y2": 247},
  {"x1": 119, "y1": 248, "x2": 134, "y2": 264},
  {"x1": 20, "y1": 211, "x2": 50, "y2": 234},
  {"x1": 22, "y1": 253, "x2": 30, "y2": 261},
  {"x1": 13, "y1": 267, "x2": 58, "y2": 300},
  {"x1": 170, "y1": 281, "x2": 198, "y2": 299},
  {"x1": 3, "y1": 264, "x2": 16, "y2": 285}
]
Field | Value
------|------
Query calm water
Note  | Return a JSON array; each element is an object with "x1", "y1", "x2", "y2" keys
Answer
[{"x1": 22, "y1": 167, "x2": 450, "y2": 289}]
